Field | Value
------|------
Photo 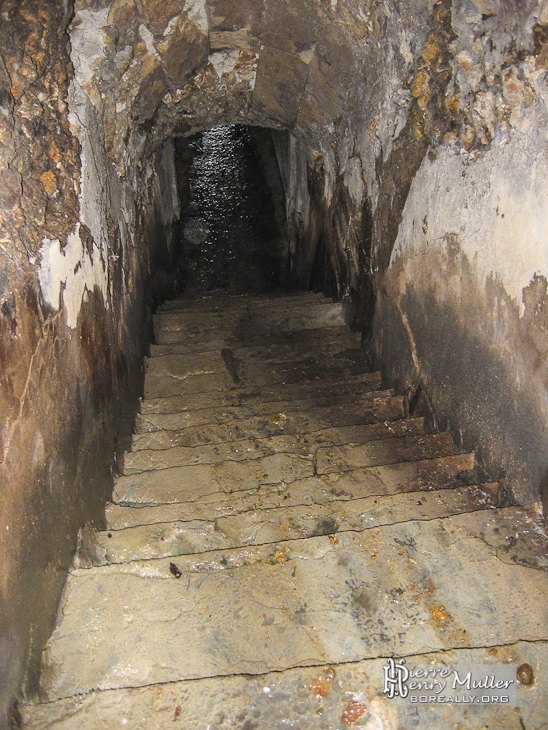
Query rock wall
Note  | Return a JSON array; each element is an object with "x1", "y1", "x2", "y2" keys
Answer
[
  {"x1": 174, "y1": 125, "x2": 289, "y2": 294},
  {"x1": 0, "y1": 2, "x2": 180, "y2": 726},
  {"x1": 373, "y1": 1, "x2": 548, "y2": 515}
]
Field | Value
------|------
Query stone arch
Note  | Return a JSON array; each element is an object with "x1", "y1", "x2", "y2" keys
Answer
[{"x1": 73, "y1": 0, "x2": 362, "y2": 158}]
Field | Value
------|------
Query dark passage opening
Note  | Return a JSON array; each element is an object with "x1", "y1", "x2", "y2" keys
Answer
[{"x1": 174, "y1": 125, "x2": 290, "y2": 297}]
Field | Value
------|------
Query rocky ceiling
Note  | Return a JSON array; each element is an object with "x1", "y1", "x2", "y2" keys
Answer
[{"x1": 70, "y1": 0, "x2": 435, "y2": 176}]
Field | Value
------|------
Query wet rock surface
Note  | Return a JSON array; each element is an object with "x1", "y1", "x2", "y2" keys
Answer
[
  {"x1": 22, "y1": 292, "x2": 548, "y2": 728},
  {"x1": 175, "y1": 125, "x2": 288, "y2": 296}
]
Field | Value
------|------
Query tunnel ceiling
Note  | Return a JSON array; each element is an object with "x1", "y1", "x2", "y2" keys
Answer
[{"x1": 70, "y1": 0, "x2": 435, "y2": 173}]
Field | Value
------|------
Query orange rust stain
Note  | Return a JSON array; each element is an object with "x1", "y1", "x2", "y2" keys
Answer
[
  {"x1": 40, "y1": 171, "x2": 57, "y2": 196},
  {"x1": 341, "y1": 698, "x2": 367, "y2": 726},
  {"x1": 49, "y1": 141, "x2": 61, "y2": 165},
  {"x1": 421, "y1": 33, "x2": 441, "y2": 64},
  {"x1": 411, "y1": 69, "x2": 429, "y2": 99},
  {"x1": 272, "y1": 547, "x2": 289, "y2": 563},
  {"x1": 431, "y1": 606, "x2": 447, "y2": 622},
  {"x1": 310, "y1": 676, "x2": 330, "y2": 697},
  {"x1": 309, "y1": 668, "x2": 336, "y2": 697}
]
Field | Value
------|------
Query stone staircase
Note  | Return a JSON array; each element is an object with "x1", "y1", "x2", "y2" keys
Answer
[{"x1": 22, "y1": 292, "x2": 548, "y2": 729}]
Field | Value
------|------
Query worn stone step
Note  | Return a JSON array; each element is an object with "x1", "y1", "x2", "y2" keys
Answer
[
  {"x1": 155, "y1": 307, "x2": 346, "y2": 344},
  {"x1": 21, "y1": 640, "x2": 548, "y2": 730},
  {"x1": 137, "y1": 394, "x2": 406, "y2": 440},
  {"x1": 136, "y1": 390, "x2": 388, "y2": 434},
  {"x1": 136, "y1": 388, "x2": 397, "y2": 436},
  {"x1": 146, "y1": 344, "x2": 363, "y2": 377},
  {"x1": 149, "y1": 327, "x2": 360, "y2": 357},
  {"x1": 141, "y1": 396, "x2": 406, "y2": 444},
  {"x1": 90, "y1": 485, "x2": 498, "y2": 566},
  {"x1": 314, "y1": 433, "x2": 455, "y2": 475},
  {"x1": 150, "y1": 325, "x2": 359, "y2": 357},
  {"x1": 154, "y1": 299, "x2": 341, "y2": 332},
  {"x1": 138, "y1": 371, "x2": 383, "y2": 418},
  {"x1": 37, "y1": 508, "x2": 548, "y2": 701},
  {"x1": 144, "y1": 348, "x2": 369, "y2": 388},
  {"x1": 145, "y1": 358, "x2": 368, "y2": 398},
  {"x1": 143, "y1": 370, "x2": 234, "y2": 398},
  {"x1": 153, "y1": 305, "x2": 338, "y2": 336},
  {"x1": 114, "y1": 452, "x2": 315, "y2": 505},
  {"x1": 123, "y1": 429, "x2": 452, "y2": 476},
  {"x1": 123, "y1": 400, "x2": 422, "y2": 474},
  {"x1": 145, "y1": 348, "x2": 369, "y2": 397},
  {"x1": 132, "y1": 415, "x2": 423, "y2": 452},
  {"x1": 113, "y1": 452, "x2": 476, "y2": 510}
]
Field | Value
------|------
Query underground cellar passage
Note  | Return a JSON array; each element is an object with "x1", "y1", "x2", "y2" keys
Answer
[
  {"x1": 174, "y1": 124, "x2": 290, "y2": 296},
  {"x1": 2, "y1": 0, "x2": 548, "y2": 727}
]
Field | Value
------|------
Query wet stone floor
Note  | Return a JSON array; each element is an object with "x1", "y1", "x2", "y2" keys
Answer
[{"x1": 22, "y1": 292, "x2": 548, "y2": 729}]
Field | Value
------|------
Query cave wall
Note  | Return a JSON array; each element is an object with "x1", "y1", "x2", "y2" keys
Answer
[
  {"x1": 0, "y1": 1, "x2": 180, "y2": 724},
  {"x1": 374, "y1": 1, "x2": 548, "y2": 515}
]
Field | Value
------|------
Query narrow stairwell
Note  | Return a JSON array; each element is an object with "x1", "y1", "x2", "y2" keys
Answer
[{"x1": 23, "y1": 292, "x2": 548, "y2": 728}]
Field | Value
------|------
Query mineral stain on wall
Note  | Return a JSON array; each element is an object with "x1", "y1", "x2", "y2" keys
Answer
[{"x1": 378, "y1": 102, "x2": 548, "y2": 509}]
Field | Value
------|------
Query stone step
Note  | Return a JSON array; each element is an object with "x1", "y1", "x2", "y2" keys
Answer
[
  {"x1": 147, "y1": 342, "x2": 362, "y2": 375},
  {"x1": 138, "y1": 394, "x2": 405, "y2": 439},
  {"x1": 157, "y1": 290, "x2": 326, "y2": 312},
  {"x1": 114, "y1": 452, "x2": 315, "y2": 505},
  {"x1": 123, "y1": 429, "x2": 454, "y2": 477},
  {"x1": 143, "y1": 357, "x2": 370, "y2": 398},
  {"x1": 155, "y1": 307, "x2": 346, "y2": 344},
  {"x1": 136, "y1": 389, "x2": 389, "y2": 434},
  {"x1": 21, "y1": 640, "x2": 548, "y2": 730},
  {"x1": 154, "y1": 299, "x2": 339, "y2": 332},
  {"x1": 153, "y1": 307, "x2": 339, "y2": 338},
  {"x1": 132, "y1": 415, "x2": 424, "y2": 452},
  {"x1": 149, "y1": 326, "x2": 360, "y2": 357},
  {"x1": 124, "y1": 399, "x2": 412, "y2": 474},
  {"x1": 24, "y1": 292, "x2": 548, "y2": 730},
  {"x1": 314, "y1": 432, "x2": 454, "y2": 474},
  {"x1": 113, "y1": 452, "x2": 476, "y2": 510},
  {"x1": 144, "y1": 347, "x2": 369, "y2": 385},
  {"x1": 150, "y1": 327, "x2": 359, "y2": 357},
  {"x1": 89, "y1": 484, "x2": 498, "y2": 567},
  {"x1": 37, "y1": 508, "x2": 548, "y2": 701},
  {"x1": 138, "y1": 371, "x2": 383, "y2": 417},
  {"x1": 134, "y1": 389, "x2": 405, "y2": 445}
]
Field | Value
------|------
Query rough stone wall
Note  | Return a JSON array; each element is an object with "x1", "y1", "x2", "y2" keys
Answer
[
  {"x1": 373, "y1": 0, "x2": 548, "y2": 515},
  {"x1": 0, "y1": 2, "x2": 180, "y2": 726},
  {"x1": 62, "y1": 0, "x2": 441, "y2": 331}
]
